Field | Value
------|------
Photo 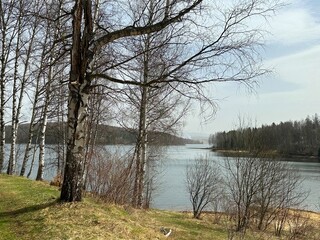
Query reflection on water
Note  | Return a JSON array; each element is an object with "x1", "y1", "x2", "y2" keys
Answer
[
  {"x1": 152, "y1": 144, "x2": 320, "y2": 212},
  {"x1": 288, "y1": 161, "x2": 320, "y2": 211},
  {"x1": 291, "y1": 161, "x2": 320, "y2": 175}
]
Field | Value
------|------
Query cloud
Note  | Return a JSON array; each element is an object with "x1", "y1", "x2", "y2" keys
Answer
[
  {"x1": 266, "y1": 3, "x2": 320, "y2": 45},
  {"x1": 184, "y1": 0, "x2": 320, "y2": 135},
  {"x1": 258, "y1": 77, "x2": 300, "y2": 94},
  {"x1": 265, "y1": 45, "x2": 320, "y2": 86}
]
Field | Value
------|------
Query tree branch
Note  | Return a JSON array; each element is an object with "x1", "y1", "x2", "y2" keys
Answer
[{"x1": 92, "y1": 0, "x2": 203, "y2": 52}]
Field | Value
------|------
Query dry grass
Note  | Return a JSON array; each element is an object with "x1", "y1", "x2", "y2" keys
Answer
[
  {"x1": 0, "y1": 174, "x2": 319, "y2": 240},
  {"x1": 0, "y1": 174, "x2": 226, "y2": 240}
]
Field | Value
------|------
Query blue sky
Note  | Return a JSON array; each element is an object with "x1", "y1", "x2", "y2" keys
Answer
[{"x1": 184, "y1": 0, "x2": 320, "y2": 138}]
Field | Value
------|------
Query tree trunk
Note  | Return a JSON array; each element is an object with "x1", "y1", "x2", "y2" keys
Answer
[
  {"x1": 20, "y1": 122, "x2": 36, "y2": 176},
  {"x1": 60, "y1": 83, "x2": 90, "y2": 201},
  {"x1": 27, "y1": 137, "x2": 39, "y2": 179},
  {"x1": 132, "y1": 34, "x2": 150, "y2": 207},
  {"x1": 0, "y1": 0, "x2": 11, "y2": 172},
  {"x1": 7, "y1": 1, "x2": 24, "y2": 175},
  {"x1": 83, "y1": 87, "x2": 102, "y2": 190},
  {"x1": 56, "y1": 91, "x2": 66, "y2": 177},
  {"x1": 132, "y1": 87, "x2": 148, "y2": 207},
  {"x1": 36, "y1": 109, "x2": 47, "y2": 181},
  {"x1": 36, "y1": 66, "x2": 51, "y2": 181},
  {"x1": 136, "y1": 87, "x2": 148, "y2": 207},
  {"x1": 7, "y1": 41, "x2": 20, "y2": 175},
  {"x1": 19, "y1": 23, "x2": 39, "y2": 176},
  {"x1": 60, "y1": 0, "x2": 93, "y2": 202},
  {"x1": 0, "y1": 41, "x2": 6, "y2": 171}
]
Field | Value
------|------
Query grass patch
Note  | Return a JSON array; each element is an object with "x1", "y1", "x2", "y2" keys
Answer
[{"x1": 0, "y1": 174, "x2": 319, "y2": 239}]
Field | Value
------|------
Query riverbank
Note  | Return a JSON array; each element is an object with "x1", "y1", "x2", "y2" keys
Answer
[
  {"x1": 1, "y1": 174, "x2": 320, "y2": 239},
  {"x1": 213, "y1": 148, "x2": 320, "y2": 162}
]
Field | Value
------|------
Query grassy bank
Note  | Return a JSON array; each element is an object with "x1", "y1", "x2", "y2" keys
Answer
[{"x1": 0, "y1": 174, "x2": 319, "y2": 239}]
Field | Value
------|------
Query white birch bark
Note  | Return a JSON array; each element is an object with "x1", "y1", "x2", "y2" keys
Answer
[
  {"x1": 8, "y1": 0, "x2": 36, "y2": 175},
  {"x1": 0, "y1": 8, "x2": 6, "y2": 170},
  {"x1": 20, "y1": 16, "x2": 50, "y2": 176},
  {"x1": 27, "y1": 134, "x2": 39, "y2": 179},
  {"x1": 0, "y1": 0, "x2": 17, "y2": 172},
  {"x1": 36, "y1": 48, "x2": 53, "y2": 181},
  {"x1": 36, "y1": 104, "x2": 48, "y2": 181},
  {"x1": 7, "y1": 13, "x2": 22, "y2": 175}
]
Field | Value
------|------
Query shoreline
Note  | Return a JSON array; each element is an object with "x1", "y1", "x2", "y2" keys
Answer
[{"x1": 212, "y1": 149, "x2": 320, "y2": 163}]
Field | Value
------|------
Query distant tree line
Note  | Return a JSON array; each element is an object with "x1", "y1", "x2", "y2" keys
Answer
[
  {"x1": 4, "y1": 123, "x2": 199, "y2": 146},
  {"x1": 209, "y1": 114, "x2": 320, "y2": 157}
]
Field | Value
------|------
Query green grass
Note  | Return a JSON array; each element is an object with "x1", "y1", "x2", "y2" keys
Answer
[
  {"x1": 0, "y1": 174, "x2": 319, "y2": 239},
  {"x1": 0, "y1": 175, "x2": 58, "y2": 240}
]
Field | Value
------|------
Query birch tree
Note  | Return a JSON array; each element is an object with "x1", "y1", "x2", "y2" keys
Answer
[
  {"x1": 20, "y1": 0, "x2": 69, "y2": 177},
  {"x1": 60, "y1": 0, "x2": 280, "y2": 202},
  {"x1": 118, "y1": 0, "x2": 192, "y2": 208},
  {"x1": 35, "y1": 1, "x2": 68, "y2": 181},
  {"x1": 20, "y1": 26, "x2": 48, "y2": 176},
  {"x1": 61, "y1": 0, "x2": 202, "y2": 202},
  {"x1": 0, "y1": 0, "x2": 18, "y2": 171},
  {"x1": 7, "y1": 0, "x2": 25, "y2": 175}
]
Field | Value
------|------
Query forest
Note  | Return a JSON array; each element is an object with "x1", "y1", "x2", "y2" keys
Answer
[
  {"x1": 209, "y1": 114, "x2": 320, "y2": 157},
  {"x1": 5, "y1": 122, "x2": 199, "y2": 145}
]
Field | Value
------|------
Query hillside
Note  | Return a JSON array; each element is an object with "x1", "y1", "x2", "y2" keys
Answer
[
  {"x1": 1, "y1": 174, "x2": 319, "y2": 240},
  {"x1": 5, "y1": 123, "x2": 201, "y2": 145},
  {"x1": 0, "y1": 174, "x2": 226, "y2": 240}
]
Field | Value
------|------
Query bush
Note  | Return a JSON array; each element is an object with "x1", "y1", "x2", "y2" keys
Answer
[{"x1": 186, "y1": 156, "x2": 222, "y2": 219}]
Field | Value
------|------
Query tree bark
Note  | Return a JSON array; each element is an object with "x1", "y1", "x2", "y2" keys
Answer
[
  {"x1": 36, "y1": 64, "x2": 52, "y2": 181},
  {"x1": 7, "y1": 18, "x2": 22, "y2": 175},
  {"x1": 0, "y1": 0, "x2": 13, "y2": 172},
  {"x1": 36, "y1": 108, "x2": 48, "y2": 181},
  {"x1": 0, "y1": 27, "x2": 6, "y2": 171},
  {"x1": 19, "y1": 21, "x2": 40, "y2": 176},
  {"x1": 60, "y1": 0, "x2": 93, "y2": 202},
  {"x1": 132, "y1": 85, "x2": 148, "y2": 207},
  {"x1": 27, "y1": 136, "x2": 39, "y2": 179}
]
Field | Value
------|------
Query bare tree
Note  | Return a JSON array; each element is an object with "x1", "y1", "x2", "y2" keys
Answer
[
  {"x1": 61, "y1": 0, "x2": 203, "y2": 202},
  {"x1": 6, "y1": 0, "x2": 25, "y2": 175},
  {"x1": 0, "y1": 0, "x2": 18, "y2": 171},
  {"x1": 223, "y1": 154, "x2": 307, "y2": 234},
  {"x1": 15, "y1": 0, "x2": 69, "y2": 179},
  {"x1": 83, "y1": 84, "x2": 115, "y2": 190},
  {"x1": 60, "y1": 0, "x2": 280, "y2": 202},
  {"x1": 253, "y1": 158, "x2": 306, "y2": 231},
  {"x1": 271, "y1": 166, "x2": 307, "y2": 237},
  {"x1": 20, "y1": 0, "x2": 52, "y2": 177},
  {"x1": 186, "y1": 156, "x2": 222, "y2": 219},
  {"x1": 116, "y1": 0, "x2": 191, "y2": 208},
  {"x1": 223, "y1": 155, "x2": 262, "y2": 231},
  {"x1": 85, "y1": 147, "x2": 134, "y2": 205},
  {"x1": 220, "y1": 118, "x2": 307, "y2": 233}
]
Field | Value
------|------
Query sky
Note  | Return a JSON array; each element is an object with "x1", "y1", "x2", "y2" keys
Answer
[{"x1": 183, "y1": 0, "x2": 320, "y2": 140}]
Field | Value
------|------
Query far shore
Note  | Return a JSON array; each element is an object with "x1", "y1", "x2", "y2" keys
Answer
[{"x1": 212, "y1": 148, "x2": 320, "y2": 163}]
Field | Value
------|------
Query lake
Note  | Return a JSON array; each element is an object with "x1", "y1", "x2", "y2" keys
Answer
[
  {"x1": 151, "y1": 144, "x2": 320, "y2": 212},
  {"x1": 7, "y1": 144, "x2": 320, "y2": 212}
]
